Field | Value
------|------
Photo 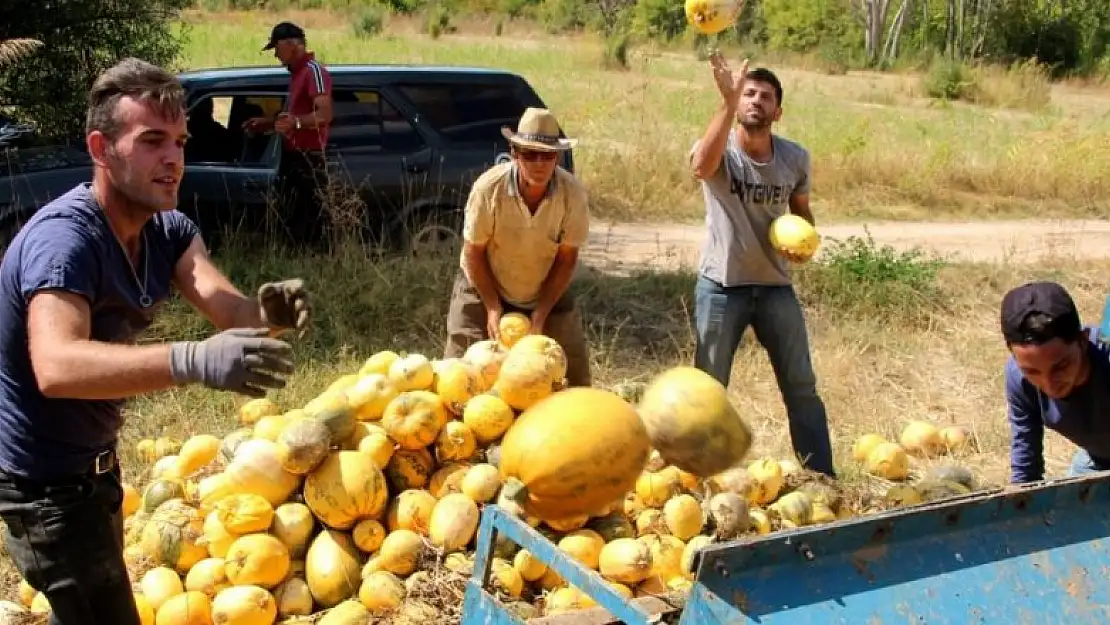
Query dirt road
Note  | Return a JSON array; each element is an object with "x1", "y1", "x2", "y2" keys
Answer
[{"x1": 582, "y1": 219, "x2": 1110, "y2": 272}]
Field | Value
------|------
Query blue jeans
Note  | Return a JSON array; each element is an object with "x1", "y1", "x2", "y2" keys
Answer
[
  {"x1": 693, "y1": 275, "x2": 836, "y2": 477},
  {"x1": 1067, "y1": 448, "x2": 1110, "y2": 477}
]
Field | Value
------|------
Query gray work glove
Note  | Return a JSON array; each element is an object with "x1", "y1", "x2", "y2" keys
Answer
[
  {"x1": 258, "y1": 278, "x2": 312, "y2": 335},
  {"x1": 169, "y1": 328, "x2": 295, "y2": 398}
]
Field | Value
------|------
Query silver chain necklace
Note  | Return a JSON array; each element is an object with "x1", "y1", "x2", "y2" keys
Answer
[{"x1": 113, "y1": 228, "x2": 153, "y2": 309}]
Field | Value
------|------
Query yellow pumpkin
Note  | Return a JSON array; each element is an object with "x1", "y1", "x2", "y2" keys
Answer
[
  {"x1": 359, "y1": 350, "x2": 400, "y2": 377},
  {"x1": 428, "y1": 462, "x2": 470, "y2": 498},
  {"x1": 358, "y1": 571, "x2": 406, "y2": 613},
  {"x1": 680, "y1": 535, "x2": 714, "y2": 579},
  {"x1": 386, "y1": 489, "x2": 438, "y2": 535},
  {"x1": 213, "y1": 493, "x2": 274, "y2": 534},
  {"x1": 304, "y1": 392, "x2": 357, "y2": 444},
  {"x1": 434, "y1": 358, "x2": 486, "y2": 415},
  {"x1": 428, "y1": 493, "x2": 480, "y2": 553},
  {"x1": 201, "y1": 511, "x2": 239, "y2": 559},
  {"x1": 865, "y1": 442, "x2": 911, "y2": 480},
  {"x1": 210, "y1": 585, "x2": 277, "y2": 625},
  {"x1": 381, "y1": 390, "x2": 449, "y2": 450},
  {"x1": 140, "y1": 499, "x2": 207, "y2": 574},
  {"x1": 362, "y1": 529, "x2": 424, "y2": 577},
  {"x1": 642, "y1": 533, "x2": 686, "y2": 579},
  {"x1": 134, "y1": 593, "x2": 156, "y2": 625},
  {"x1": 252, "y1": 414, "x2": 289, "y2": 442},
  {"x1": 512, "y1": 550, "x2": 547, "y2": 582},
  {"x1": 769, "y1": 491, "x2": 814, "y2": 526},
  {"x1": 900, "y1": 420, "x2": 944, "y2": 456},
  {"x1": 224, "y1": 534, "x2": 291, "y2": 589},
  {"x1": 492, "y1": 350, "x2": 554, "y2": 411},
  {"x1": 352, "y1": 518, "x2": 387, "y2": 553},
  {"x1": 497, "y1": 312, "x2": 531, "y2": 348},
  {"x1": 598, "y1": 538, "x2": 654, "y2": 584},
  {"x1": 768, "y1": 213, "x2": 821, "y2": 260},
  {"x1": 122, "y1": 483, "x2": 142, "y2": 518},
  {"x1": 183, "y1": 558, "x2": 230, "y2": 598},
  {"x1": 637, "y1": 366, "x2": 753, "y2": 477},
  {"x1": 140, "y1": 566, "x2": 185, "y2": 612},
  {"x1": 384, "y1": 447, "x2": 435, "y2": 492},
  {"x1": 303, "y1": 450, "x2": 389, "y2": 530},
  {"x1": 238, "y1": 398, "x2": 282, "y2": 426},
  {"x1": 490, "y1": 558, "x2": 524, "y2": 597},
  {"x1": 223, "y1": 439, "x2": 301, "y2": 507},
  {"x1": 304, "y1": 529, "x2": 363, "y2": 609},
  {"x1": 434, "y1": 420, "x2": 478, "y2": 463},
  {"x1": 663, "y1": 494, "x2": 705, "y2": 541},
  {"x1": 154, "y1": 590, "x2": 212, "y2": 625},
  {"x1": 272, "y1": 578, "x2": 313, "y2": 617},
  {"x1": 461, "y1": 393, "x2": 515, "y2": 444},
  {"x1": 387, "y1": 353, "x2": 435, "y2": 391},
  {"x1": 852, "y1": 433, "x2": 888, "y2": 462},
  {"x1": 270, "y1": 502, "x2": 316, "y2": 559},
  {"x1": 557, "y1": 529, "x2": 605, "y2": 570},
  {"x1": 746, "y1": 457, "x2": 785, "y2": 505},
  {"x1": 462, "y1": 340, "x2": 508, "y2": 387},
  {"x1": 460, "y1": 463, "x2": 502, "y2": 503},
  {"x1": 346, "y1": 373, "x2": 400, "y2": 421},
  {"x1": 318, "y1": 600, "x2": 371, "y2": 625},
  {"x1": 175, "y1": 434, "x2": 221, "y2": 477},
  {"x1": 357, "y1": 430, "x2": 396, "y2": 468},
  {"x1": 635, "y1": 470, "x2": 681, "y2": 507},
  {"x1": 498, "y1": 387, "x2": 651, "y2": 521},
  {"x1": 508, "y1": 334, "x2": 568, "y2": 382}
]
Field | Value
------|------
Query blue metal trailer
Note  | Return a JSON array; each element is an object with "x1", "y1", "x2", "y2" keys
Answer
[{"x1": 462, "y1": 471, "x2": 1110, "y2": 623}]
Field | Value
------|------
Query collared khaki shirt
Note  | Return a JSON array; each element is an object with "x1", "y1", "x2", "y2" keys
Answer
[{"x1": 461, "y1": 161, "x2": 590, "y2": 308}]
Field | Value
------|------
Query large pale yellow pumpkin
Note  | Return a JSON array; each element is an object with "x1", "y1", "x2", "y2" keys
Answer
[
  {"x1": 252, "y1": 414, "x2": 289, "y2": 442},
  {"x1": 598, "y1": 538, "x2": 654, "y2": 584},
  {"x1": 305, "y1": 529, "x2": 364, "y2": 609},
  {"x1": 461, "y1": 393, "x2": 515, "y2": 444},
  {"x1": 635, "y1": 470, "x2": 681, "y2": 507},
  {"x1": 224, "y1": 439, "x2": 301, "y2": 507},
  {"x1": 508, "y1": 334, "x2": 568, "y2": 383},
  {"x1": 557, "y1": 529, "x2": 605, "y2": 570},
  {"x1": 140, "y1": 499, "x2": 207, "y2": 574},
  {"x1": 769, "y1": 491, "x2": 814, "y2": 526},
  {"x1": 381, "y1": 390, "x2": 449, "y2": 450},
  {"x1": 357, "y1": 430, "x2": 396, "y2": 468},
  {"x1": 224, "y1": 534, "x2": 291, "y2": 589},
  {"x1": 304, "y1": 392, "x2": 357, "y2": 444},
  {"x1": 303, "y1": 450, "x2": 389, "y2": 530},
  {"x1": 460, "y1": 463, "x2": 502, "y2": 503},
  {"x1": 900, "y1": 420, "x2": 944, "y2": 456},
  {"x1": 462, "y1": 340, "x2": 508, "y2": 387},
  {"x1": 428, "y1": 462, "x2": 470, "y2": 498},
  {"x1": 155, "y1": 591, "x2": 212, "y2": 625},
  {"x1": 746, "y1": 457, "x2": 785, "y2": 505},
  {"x1": 134, "y1": 593, "x2": 156, "y2": 625},
  {"x1": 497, "y1": 313, "x2": 531, "y2": 348},
  {"x1": 218, "y1": 429, "x2": 252, "y2": 466},
  {"x1": 271, "y1": 502, "x2": 315, "y2": 559},
  {"x1": 275, "y1": 417, "x2": 332, "y2": 475},
  {"x1": 210, "y1": 585, "x2": 277, "y2": 625},
  {"x1": 492, "y1": 350, "x2": 554, "y2": 411},
  {"x1": 499, "y1": 387, "x2": 651, "y2": 521},
  {"x1": 201, "y1": 511, "x2": 239, "y2": 559},
  {"x1": 852, "y1": 433, "x2": 888, "y2": 462},
  {"x1": 386, "y1": 489, "x2": 437, "y2": 535},
  {"x1": 512, "y1": 550, "x2": 547, "y2": 582},
  {"x1": 346, "y1": 373, "x2": 400, "y2": 421},
  {"x1": 680, "y1": 535, "x2": 714, "y2": 579},
  {"x1": 865, "y1": 442, "x2": 911, "y2": 480},
  {"x1": 428, "y1": 493, "x2": 480, "y2": 553},
  {"x1": 637, "y1": 366, "x2": 753, "y2": 477}
]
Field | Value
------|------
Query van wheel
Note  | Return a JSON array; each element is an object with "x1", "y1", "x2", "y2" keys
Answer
[{"x1": 398, "y1": 207, "x2": 462, "y2": 258}]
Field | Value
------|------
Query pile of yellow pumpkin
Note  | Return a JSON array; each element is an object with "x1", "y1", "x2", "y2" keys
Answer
[{"x1": 4, "y1": 312, "x2": 981, "y2": 623}]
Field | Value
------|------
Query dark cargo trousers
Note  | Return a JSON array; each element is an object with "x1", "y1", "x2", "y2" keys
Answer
[
  {"x1": 0, "y1": 456, "x2": 141, "y2": 625},
  {"x1": 444, "y1": 272, "x2": 592, "y2": 388}
]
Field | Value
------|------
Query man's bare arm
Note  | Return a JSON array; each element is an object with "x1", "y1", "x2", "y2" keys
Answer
[
  {"x1": 533, "y1": 245, "x2": 578, "y2": 315},
  {"x1": 296, "y1": 94, "x2": 333, "y2": 130},
  {"x1": 690, "y1": 102, "x2": 737, "y2": 181},
  {"x1": 173, "y1": 237, "x2": 263, "y2": 331},
  {"x1": 789, "y1": 192, "x2": 816, "y2": 226},
  {"x1": 461, "y1": 242, "x2": 503, "y2": 311},
  {"x1": 27, "y1": 290, "x2": 176, "y2": 400}
]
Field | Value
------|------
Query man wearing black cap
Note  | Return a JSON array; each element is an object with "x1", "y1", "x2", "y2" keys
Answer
[
  {"x1": 1001, "y1": 280, "x2": 1110, "y2": 484},
  {"x1": 244, "y1": 21, "x2": 334, "y2": 247}
]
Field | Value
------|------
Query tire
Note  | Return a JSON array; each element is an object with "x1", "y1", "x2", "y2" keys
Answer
[{"x1": 397, "y1": 206, "x2": 463, "y2": 259}]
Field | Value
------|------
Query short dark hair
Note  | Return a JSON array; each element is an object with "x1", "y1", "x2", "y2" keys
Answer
[
  {"x1": 85, "y1": 57, "x2": 186, "y2": 140},
  {"x1": 746, "y1": 68, "x2": 783, "y2": 106}
]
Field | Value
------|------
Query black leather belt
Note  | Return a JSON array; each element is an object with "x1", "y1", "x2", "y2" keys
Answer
[{"x1": 90, "y1": 448, "x2": 117, "y2": 476}]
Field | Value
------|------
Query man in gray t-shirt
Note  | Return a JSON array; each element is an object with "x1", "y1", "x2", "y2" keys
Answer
[{"x1": 688, "y1": 54, "x2": 835, "y2": 478}]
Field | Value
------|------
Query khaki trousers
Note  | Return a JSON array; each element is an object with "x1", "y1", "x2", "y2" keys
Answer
[{"x1": 443, "y1": 273, "x2": 592, "y2": 387}]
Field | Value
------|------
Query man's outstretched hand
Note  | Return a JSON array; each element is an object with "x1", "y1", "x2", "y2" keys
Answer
[
  {"x1": 259, "y1": 278, "x2": 312, "y2": 337},
  {"x1": 169, "y1": 328, "x2": 295, "y2": 398}
]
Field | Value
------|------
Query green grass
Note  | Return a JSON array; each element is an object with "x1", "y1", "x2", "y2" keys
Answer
[{"x1": 174, "y1": 8, "x2": 1110, "y2": 224}]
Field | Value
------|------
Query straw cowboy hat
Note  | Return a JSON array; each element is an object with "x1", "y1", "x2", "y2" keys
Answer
[{"x1": 501, "y1": 107, "x2": 577, "y2": 152}]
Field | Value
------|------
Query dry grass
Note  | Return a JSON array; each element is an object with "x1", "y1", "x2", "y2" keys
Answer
[{"x1": 174, "y1": 8, "x2": 1110, "y2": 224}]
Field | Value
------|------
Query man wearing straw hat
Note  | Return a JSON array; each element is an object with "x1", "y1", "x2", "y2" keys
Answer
[{"x1": 443, "y1": 107, "x2": 592, "y2": 387}]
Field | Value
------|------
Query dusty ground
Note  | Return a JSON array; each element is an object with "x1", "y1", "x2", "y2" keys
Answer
[{"x1": 583, "y1": 218, "x2": 1110, "y2": 272}]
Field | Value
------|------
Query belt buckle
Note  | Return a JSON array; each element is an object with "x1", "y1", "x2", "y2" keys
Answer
[{"x1": 92, "y1": 450, "x2": 114, "y2": 475}]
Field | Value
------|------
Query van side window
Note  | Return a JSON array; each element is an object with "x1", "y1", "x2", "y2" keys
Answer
[
  {"x1": 397, "y1": 83, "x2": 528, "y2": 143},
  {"x1": 329, "y1": 89, "x2": 424, "y2": 153}
]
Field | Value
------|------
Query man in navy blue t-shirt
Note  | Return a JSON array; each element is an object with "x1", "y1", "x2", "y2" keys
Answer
[
  {"x1": 0, "y1": 59, "x2": 312, "y2": 624},
  {"x1": 1002, "y1": 281, "x2": 1110, "y2": 484}
]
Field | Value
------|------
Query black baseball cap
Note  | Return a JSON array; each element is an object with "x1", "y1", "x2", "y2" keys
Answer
[
  {"x1": 262, "y1": 22, "x2": 305, "y2": 51},
  {"x1": 1000, "y1": 280, "x2": 1082, "y2": 344}
]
